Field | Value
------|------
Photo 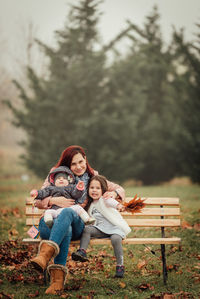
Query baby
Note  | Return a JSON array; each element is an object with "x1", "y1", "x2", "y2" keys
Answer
[{"x1": 30, "y1": 166, "x2": 95, "y2": 227}]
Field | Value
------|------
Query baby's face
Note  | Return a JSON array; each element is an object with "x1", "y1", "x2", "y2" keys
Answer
[{"x1": 55, "y1": 175, "x2": 69, "y2": 187}]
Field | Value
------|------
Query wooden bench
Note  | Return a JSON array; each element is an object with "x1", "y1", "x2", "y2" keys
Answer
[{"x1": 23, "y1": 197, "x2": 181, "y2": 284}]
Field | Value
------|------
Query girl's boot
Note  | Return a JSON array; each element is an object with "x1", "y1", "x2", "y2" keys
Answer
[
  {"x1": 31, "y1": 240, "x2": 59, "y2": 272},
  {"x1": 45, "y1": 264, "x2": 67, "y2": 295}
]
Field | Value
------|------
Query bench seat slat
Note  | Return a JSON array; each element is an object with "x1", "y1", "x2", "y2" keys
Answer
[
  {"x1": 22, "y1": 237, "x2": 181, "y2": 245},
  {"x1": 127, "y1": 219, "x2": 181, "y2": 227}
]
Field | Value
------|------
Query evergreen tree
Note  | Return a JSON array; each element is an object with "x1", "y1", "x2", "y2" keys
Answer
[
  {"x1": 6, "y1": 0, "x2": 107, "y2": 178},
  {"x1": 173, "y1": 25, "x2": 200, "y2": 182},
  {"x1": 103, "y1": 7, "x2": 181, "y2": 184}
]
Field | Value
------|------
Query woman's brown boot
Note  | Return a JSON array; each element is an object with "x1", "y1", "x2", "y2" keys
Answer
[
  {"x1": 31, "y1": 240, "x2": 59, "y2": 272},
  {"x1": 45, "y1": 264, "x2": 67, "y2": 295}
]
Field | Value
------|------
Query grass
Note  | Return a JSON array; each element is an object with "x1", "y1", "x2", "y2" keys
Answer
[{"x1": 0, "y1": 150, "x2": 200, "y2": 298}]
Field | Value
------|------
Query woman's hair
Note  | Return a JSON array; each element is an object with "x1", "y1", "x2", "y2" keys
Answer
[
  {"x1": 54, "y1": 145, "x2": 94, "y2": 177},
  {"x1": 89, "y1": 175, "x2": 108, "y2": 195}
]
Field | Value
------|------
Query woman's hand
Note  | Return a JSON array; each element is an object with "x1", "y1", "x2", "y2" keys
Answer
[
  {"x1": 49, "y1": 197, "x2": 75, "y2": 208},
  {"x1": 102, "y1": 191, "x2": 117, "y2": 200},
  {"x1": 30, "y1": 189, "x2": 38, "y2": 198}
]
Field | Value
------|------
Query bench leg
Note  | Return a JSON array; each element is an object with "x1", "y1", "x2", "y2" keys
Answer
[
  {"x1": 160, "y1": 206, "x2": 168, "y2": 285},
  {"x1": 161, "y1": 244, "x2": 168, "y2": 284}
]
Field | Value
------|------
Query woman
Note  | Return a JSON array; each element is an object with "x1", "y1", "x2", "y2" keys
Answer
[{"x1": 32, "y1": 145, "x2": 125, "y2": 295}]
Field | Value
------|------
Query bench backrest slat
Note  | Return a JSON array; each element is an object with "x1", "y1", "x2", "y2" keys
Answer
[
  {"x1": 26, "y1": 207, "x2": 180, "y2": 217},
  {"x1": 26, "y1": 197, "x2": 180, "y2": 206},
  {"x1": 125, "y1": 197, "x2": 180, "y2": 206}
]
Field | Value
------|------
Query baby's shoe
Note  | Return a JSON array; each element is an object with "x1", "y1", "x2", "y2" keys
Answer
[
  {"x1": 44, "y1": 214, "x2": 54, "y2": 228},
  {"x1": 85, "y1": 217, "x2": 96, "y2": 225},
  {"x1": 72, "y1": 248, "x2": 88, "y2": 262},
  {"x1": 115, "y1": 265, "x2": 125, "y2": 278}
]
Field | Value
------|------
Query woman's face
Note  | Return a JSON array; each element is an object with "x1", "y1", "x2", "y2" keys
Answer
[
  {"x1": 89, "y1": 179, "x2": 102, "y2": 201},
  {"x1": 70, "y1": 153, "x2": 87, "y2": 176}
]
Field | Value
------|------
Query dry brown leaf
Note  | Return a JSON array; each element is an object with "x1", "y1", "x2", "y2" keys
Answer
[
  {"x1": 137, "y1": 283, "x2": 154, "y2": 291},
  {"x1": 119, "y1": 281, "x2": 126, "y2": 288},
  {"x1": 123, "y1": 195, "x2": 145, "y2": 214},
  {"x1": 137, "y1": 259, "x2": 147, "y2": 269},
  {"x1": 181, "y1": 221, "x2": 193, "y2": 229},
  {"x1": 194, "y1": 223, "x2": 200, "y2": 231},
  {"x1": 27, "y1": 290, "x2": 39, "y2": 298},
  {"x1": 163, "y1": 294, "x2": 174, "y2": 299}
]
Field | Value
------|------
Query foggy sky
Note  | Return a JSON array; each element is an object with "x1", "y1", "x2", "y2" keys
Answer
[{"x1": 0, "y1": 0, "x2": 199, "y2": 72}]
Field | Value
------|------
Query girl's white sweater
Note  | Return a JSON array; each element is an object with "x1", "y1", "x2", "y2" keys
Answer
[{"x1": 88, "y1": 197, "x2": 131, "y2": 236}]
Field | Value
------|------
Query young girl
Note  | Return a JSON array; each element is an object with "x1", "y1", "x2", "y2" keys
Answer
[{"x1": 72, "y1": 175, "x2": 131, "y2": 278}]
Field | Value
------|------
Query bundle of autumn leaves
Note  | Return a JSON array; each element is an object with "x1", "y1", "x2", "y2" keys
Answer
[{"x1": 123, "y1": 195, "x2": 145, "y2": 213}]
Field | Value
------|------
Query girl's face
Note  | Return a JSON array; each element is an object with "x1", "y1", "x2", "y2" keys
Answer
[
  {"x1": 70, "y1": 153, "x2": 87, "y2": 176},
  {"x1": 89, "y1": 179, "x2": 103, "y2": 201}
]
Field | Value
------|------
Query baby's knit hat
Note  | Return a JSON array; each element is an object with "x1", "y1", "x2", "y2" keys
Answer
[
  {"x1": 54, "y1": 172, "x2": 68, "y2": 182},
  {"x1": 48, "y1": 166, "x2": 75, "y2": 185}
]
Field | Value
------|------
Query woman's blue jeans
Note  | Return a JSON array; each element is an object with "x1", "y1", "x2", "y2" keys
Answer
[{"x1": 38, "y1": 208, "x2": 84, "y2": 266}]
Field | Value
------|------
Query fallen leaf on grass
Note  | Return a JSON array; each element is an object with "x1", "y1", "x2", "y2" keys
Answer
[
  {"x1": 194, "y1": 223, "x2": 200, "y2": 231},
  {"x1": 150, "y1": 295, "x2": 162, "y2": 299},
  {"x1": 163, "y1": 294, "x2": 174, "y2": 299},
  {"x1": 60, "y1": 294, "x2": 70, "y2": 298},
  {"x1": 193, "y1": 275, "x2": 200, "y2": 284},
  {"x1": 137, "y1": 259, "x2": 147, "y2": 269},
  {"x1": 118, "y1": 281, "x2": 126, "y2": 288},
  {"x1": 8, "y1": 273, "x2": 24, "y2": 282},
  {"x1": 0, "y1": 207, "x2": 22, "y2": 218},
  {"x1": 65, "y1": 279, "x2": 86, "y2": 291},
  {"x1": 175, "y1": 270, "x2": 183, "y2": 275},
  {"x1": 181, "y1": 221, "x2": 193, "y2": 229},
  {"x1": 68, "y1": 260, "x2": 78, "y2": 268},
  {"x1": 169, "y1": 246, "x2": 178, "y2": 253},
  {"x1": 8, "y1": 227, "x2": 19, "y2": 239},
  {"x1": 128, "y1": 250, "x2": 134, "y2": 258},
  {"x1": 137, "y1": 283, "x2": 154, "y2": 291},
  {"x1": 147, "y1": 269, "x2": 161, "y2": 276},
  {"x1": 171, "y1": 291, "x2": 193, "y2": 298},
  {"x1": 85, "y1": 291, "x2": 96, "y2": 299},
  {"x1": 167, "y1": 264, "x2": 180, "y2": 271},
  {"x1": 0, "y1": 240, "x2": 44, "y2": 285},
  {"x1": 12, "y1": 207, "x2": 21, "y2": 218},
  {"x1": 194, "y1": 263, "x2": 200, "y2": 269},
  {"x1": 27, "y1": 290, "x2": 39, "y2": 298},
  {"x1": 0, "y1": 292, "x2": 14, "y2": 299},
  {"x1": 98, "y1": 250, "x2": 109, "y2": 257},
  {"x1": 150, "y1": 291, "x2": 193, "y2": 299}
]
